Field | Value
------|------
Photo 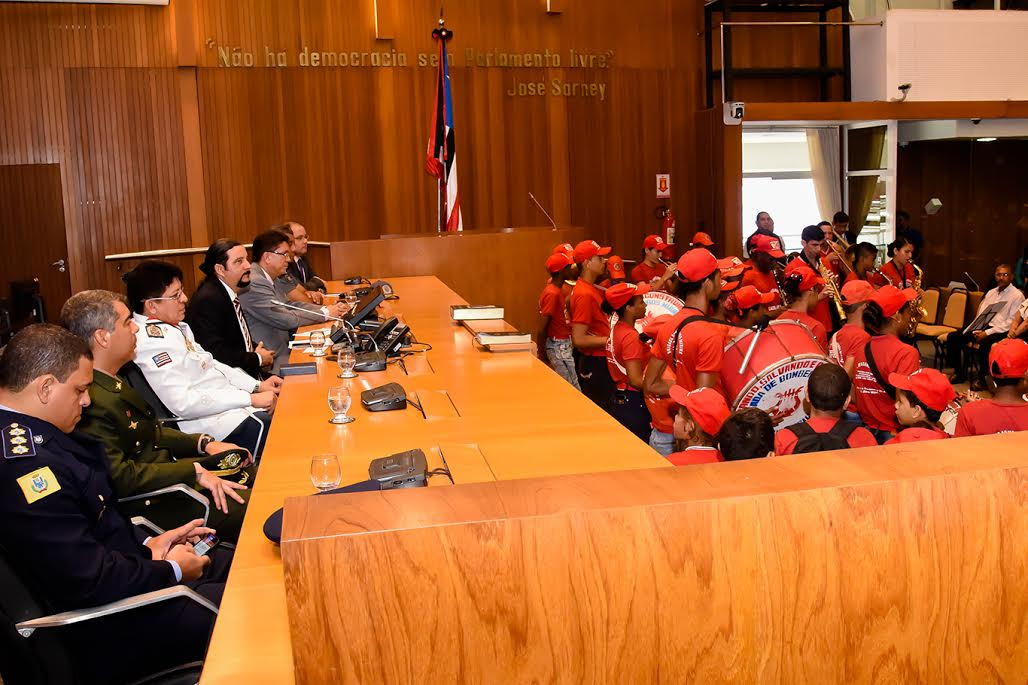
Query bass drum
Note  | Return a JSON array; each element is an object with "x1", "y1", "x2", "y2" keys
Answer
[
  {"x1": 940, "y1": 391, "x2": 980, "y2": 435},
  {"x1": 610, "y1": 290, "x2": 684, "y2": 333},
  {"x1": 721, "y1": 320, "x2": 828, "y2": 430}
]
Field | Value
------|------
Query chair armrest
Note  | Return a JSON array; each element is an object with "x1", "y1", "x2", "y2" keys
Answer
[
  {"x1": 120, "y1": 484, "x2": 210, "y2": 526},
  {"x1": 130, "y1": 516, "x2": 165, "y2": 536},
  {"x1": 16, "y1": 586, "x2": 218, "y2": 638}
]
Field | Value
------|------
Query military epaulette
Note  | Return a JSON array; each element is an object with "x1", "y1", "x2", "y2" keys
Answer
[{"x1": 3, "y1": 422, "x2": 39, "y2": 459}]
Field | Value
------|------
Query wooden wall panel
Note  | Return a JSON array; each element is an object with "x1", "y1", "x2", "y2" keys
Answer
[{"x1": 897, "y1": 139, "x2": 1028, "y2": 288}]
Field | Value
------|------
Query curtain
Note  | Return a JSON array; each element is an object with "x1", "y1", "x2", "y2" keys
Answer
[
  {"x1": 845, "y1": 125, "x2": 888, "y2": 238},
  {"x1": 806, "y1": 127, "x2": 841, "y2": 223}
]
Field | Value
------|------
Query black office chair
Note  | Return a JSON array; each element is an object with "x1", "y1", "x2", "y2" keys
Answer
[
  {"x1": 119, "y1": 361, "x2": 180, "y2": 430},
  {"x1": 0, "y1": 533, "x2": 212, "y2": 685},
  {"x1": 10, "y1": 279, "x2": 46, "y2": 325}
]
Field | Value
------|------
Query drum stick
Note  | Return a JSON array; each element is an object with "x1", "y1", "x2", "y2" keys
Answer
[{"x1": 738, "y1": 329, "x2": 762, "y2": 375}]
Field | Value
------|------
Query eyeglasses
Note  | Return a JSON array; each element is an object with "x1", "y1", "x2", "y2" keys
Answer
[
  {"x1": 148, "y1": 291, "x2": 185, "y2": 302},
  {"x1": 270, "y1": 250, "x2": 290, "y2": 258}
]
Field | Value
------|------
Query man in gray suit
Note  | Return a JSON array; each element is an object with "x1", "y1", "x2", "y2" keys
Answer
[{"x1": 239, "y1": 229, "x2": 348, "y2": 374}]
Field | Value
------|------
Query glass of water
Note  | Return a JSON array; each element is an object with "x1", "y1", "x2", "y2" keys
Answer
[
  {"x1": 327, "y1": 385, "x2": 354, "y2": 424},
  {"x1": 309, "y1": 330, "x2": 326, "y2": 357},
  {"x1": 310, "y1": 454, "x2": 341, "y2": 491},
  {"x1": 337, "y1": 344, "x2": 357, "y2": 379}
]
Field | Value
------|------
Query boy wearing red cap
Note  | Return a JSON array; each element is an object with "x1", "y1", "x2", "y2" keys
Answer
[
  {"x1": 538, "y1": 252, "x2": 581, "y2": 391},
  {"x1": 954, "y1": 339, "x2": 1028, "y2": 436},
  {"x1": 775, "y1": 364, "x2": 876, "y2": 455},
  {"x1": 885, "y1": 368, "x2": 956, "y2": 443},
  {"x1": 776, "y1": 264, "x2": 828, "y2": 351},
  {"x1": 602, "y1": 283, "x2": 653, "y2": 441},
  {"x1": 741, "y1": 235, "x2": 786, "y2": 314},
  {"x1": 829, "y1": 280, "x2": 874, "y2": 378},
  {"x1": 666, "y1": 386, "x2": 728, "y2": 465},
  {"x1": 600, "y1": 255, "x2": 628, "y2": 288},
  {"x1": 643, "y1": 248, "x2": 727, "y2": 398},
  {"x1": 853, "y1": 285, "x2": 922, "y2": 443},
  {"x1": 570, "y1": 240, "x2": 615, "y2": 410},
  {"x1": 690, "y1": 231, "x2": 715, "y2": 250},
  {"x1": 711, "y1": 257, "x2": 748, "y2": 323},
  {"x1": 640, "y1": 315, "x2": 677, "y2": 457},
  {"x1": 630, "y1": 235, "x2": 676, "y2": 289},
  {"x1": 724, "y1": 286, "x2": 775, "y2": 329}
]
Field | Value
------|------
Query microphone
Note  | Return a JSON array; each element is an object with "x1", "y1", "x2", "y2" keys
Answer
[
  {"x1": 271, "y1": 299, "x2": 347, "y2": 324},
  {"x1": 529, "y1": 192, "x2": 557, "y2": 230},
  {"x1": 964, "y1": 271, "x2": 981, "y2": 291}
]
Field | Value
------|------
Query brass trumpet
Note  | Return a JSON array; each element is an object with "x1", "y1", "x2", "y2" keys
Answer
[{"x1": 817, "y1": 258, "x2": 847, "y2": 322}]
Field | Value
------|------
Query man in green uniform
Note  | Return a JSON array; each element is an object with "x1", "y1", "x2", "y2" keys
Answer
[{"x1": 61, "y1": 289, "x2": 255, "y2": 542}]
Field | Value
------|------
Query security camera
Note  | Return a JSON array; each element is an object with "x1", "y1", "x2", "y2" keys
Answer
[
  {"x1": 971, "y1": 118, "x2": 982, "y2": 125},
  {"x1": 723, "y1": 101, "x2": 745, "y2": 126}
]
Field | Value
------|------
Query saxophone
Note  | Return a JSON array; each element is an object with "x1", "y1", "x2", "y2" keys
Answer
[
  {"x1": 772, "y1": 262, "x2": 790, "y2": 307},
  {"x1": 906, "y1": 261, "x2": 927, "y2": 336},
  {"x1": 817, "y1": 259, "x2": 847, "y2": 322}
]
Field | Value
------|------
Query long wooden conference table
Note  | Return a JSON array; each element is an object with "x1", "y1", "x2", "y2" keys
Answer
[{"x1": 199, "y1": 276, "x2": 669, "y2": 684}]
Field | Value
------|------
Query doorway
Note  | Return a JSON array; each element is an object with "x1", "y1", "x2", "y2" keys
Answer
[{"x1": 0, "y1": 164, "x2": 72, "y2": 329}]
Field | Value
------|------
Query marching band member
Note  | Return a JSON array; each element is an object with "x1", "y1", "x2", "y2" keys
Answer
[
  {"x1": 792, "y1": 224, "x2": 836, "y2": 335},
  {"x1": 741, "y1": 234, "x2": 786, "y2": 314},
  {"x1": 570, "y1": 240, "x2": 615, "y2": 410},
  {"x1": 630, "y1": 234, "x2": 676, "y2": 289},
  {"x1": 724, "y1": 286, "x2": 775, "y2": 329},
  {"x1": 954, "y1": 339, "x2": 1028, "y2": 436},
  {"x1": 774, "y1": 363, "x2": 876, "y2": 456},
  {"x1": 845, "y1": 242, "x2": 880, "y2": 284},
  {"x1": 877, "y1": 236, "x2": 917, "y2": 288},
  {"x1": 603, "y1": 283, "x2": 653, "y2": 441},
  {"x1": 852, "y1": 285, "x2": 921, "y2": 443},
  {"x1": 537, "y1": 252, "x2": 580, "y2": 390},
  {"x1": 600, "y1": 254, "x2": 628, "y2": 287},
  {"x1": 666, "y1": 386, "x2": 729, "y2": 465},
  {"x1": 690, "y1": 231, "x2": 716, "y2": 253},
  {"x1": 776, "y1": 264, "x2": 829, "y2": 352},
  {"x1": 885, "y1": 369, "x2": 955, "y2": 444},
  {"x1": 829, "y1": 280, "x2": 875, "y2": 379}
]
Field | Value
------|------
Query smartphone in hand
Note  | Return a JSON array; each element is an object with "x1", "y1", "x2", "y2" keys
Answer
[{"x1": 192, "y1": 533, "x2": 219, "y2": 556}]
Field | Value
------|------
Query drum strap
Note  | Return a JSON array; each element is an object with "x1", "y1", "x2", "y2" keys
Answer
[
  {"x1": 669, "y1": 314, "x2": 744, "y2": 372},
  {"x1": 863, "y1": 341, "x2": 897, "y2": 400}
]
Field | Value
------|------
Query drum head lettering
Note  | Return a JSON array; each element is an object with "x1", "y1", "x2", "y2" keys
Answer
[
  {"x1": 736, "y1": 358, "x2": 826, "y2": 429},
  {"x1": 611, "y1": 291, "x2": 684, "y2": 333}
]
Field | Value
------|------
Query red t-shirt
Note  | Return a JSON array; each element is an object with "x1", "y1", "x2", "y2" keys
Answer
[
  {"x1": 776, "y1": 310, "x2": 828, "y2": 352},
  {"x1": 630, "y1": 262, "x2": 665, "y2": 285},
  {"x1": 876, "y1": 260, "x2": 916, "y2": 289},
  {"x1": 843, "y1": 270, "x2": 876, "y2": 285},
  {"x1": 885, "y1": 426, "x2": 949, "y2": 444},
  {"x1": 668, "y1": 447, "x2": 724, "y2": 466},
  {"x1": 646, "y1": 368, "x2": 677, "y2": 433},
  {"x1": 953, "y1": 399, "x2": 1028, "y2": 437},
  {"x1": 853, "y1": 335, "x2": 922, "y2": 432},
  {"x1": 538, "y1": 283, "x2": 571, "y2": 340},
  {"x1": 774, "y1": 416, "x2": 878, "y2": 455},
  {"x1": 741, "y1": 264, "x2": 784, "y2": 313},
  {"x1": 606, "y1": 321, "x2": 650, "y2": 391},
  {"x1": 828, "y1": 323, "x2": 870, "y2": 367},
  {"x1": 569, "y1": 280, "x2": 610, "y2": 357},
  {"x1": 652, "y1": 307, "x2": 726, "y2": 395}
]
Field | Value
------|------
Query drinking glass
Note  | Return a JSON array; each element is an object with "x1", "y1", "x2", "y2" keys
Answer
[
  {"x1": 310, "y1": 454, "x2": 341, "y2": 491},
  {"x1": 336, "y1": 344, "x2": 357, "y2": 379},
  {"x1": 327, "y1": 385, "x2": 354, "y2": 424},
  {"x1": 309, "y1": 330, "x2": 327, "y2": 357}
]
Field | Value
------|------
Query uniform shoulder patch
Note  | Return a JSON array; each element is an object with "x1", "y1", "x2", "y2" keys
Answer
[
  {"x1": 152, "y1": 352, "x2": 173, "y2": 368},
  {"x1": 17, "y1": 466, "x2": 61, "y2": 504},
  {"x1": 145, "y1": 323, "x2": 165, "y2": 339},
  {"x1": 3, "y1": 423, "x2": 36, "y2": 459}
]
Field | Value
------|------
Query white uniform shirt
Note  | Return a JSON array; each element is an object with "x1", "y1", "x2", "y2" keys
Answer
[
  {"x1": 978, "y1": 285, "x2": 1025, "y2": 336},
  {"x1": 132, "y1": 314, "x2": 258, "y2": 439}
]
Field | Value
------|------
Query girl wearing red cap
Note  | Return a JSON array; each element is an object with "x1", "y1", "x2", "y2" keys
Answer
[
  {"x1": 602, "y1": 283, "x2": 653, "y2": 441},
  {"x1": 852, "y1": 286, "x2": 922, "y2": 443},
  {"x1": 776, "y1": 265, "x2": 829, "y2": 352}
]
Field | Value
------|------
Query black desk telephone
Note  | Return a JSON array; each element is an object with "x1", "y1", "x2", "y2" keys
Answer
[{"x1": 366, "y1": 316, "x2": 410, "y2": 355}]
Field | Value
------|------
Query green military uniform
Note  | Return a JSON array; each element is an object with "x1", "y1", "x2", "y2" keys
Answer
[{"x1": 77, "y1": 369, "x2": 253, "y2": 542}]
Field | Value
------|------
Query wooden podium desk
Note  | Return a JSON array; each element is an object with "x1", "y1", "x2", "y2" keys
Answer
[{"x1": 199, "y1": 277, "x2": 667, "y2": 685}]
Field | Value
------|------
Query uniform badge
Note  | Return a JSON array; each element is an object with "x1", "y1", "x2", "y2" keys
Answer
[
  {"x1": 128, "y1": 421, "x2": 139, "y2": 430},
  {"x1": 146, "y1": 323, "x2": 165, "y2": 339},
  {"x1": 17, "y1": 466, "x2": 61, "y2": 504},
  {"x1": 114, "y1": 381, "x2": 122, "y2": 392},
  {"x1": 184, "y1": 338, "x2": 196, "y2": 353},
  {"x1": 218, "y1": 452, "x2": 242, "y2": 470},
  {"x1": 152, "y1": 352, "x2": 173, "y2": 368},
  {"x1": 3, "y1": 423, "x2": 36, "y2": 459}
]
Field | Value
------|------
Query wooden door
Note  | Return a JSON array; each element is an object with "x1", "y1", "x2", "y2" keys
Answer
[{"x1": 0, "y1": 164, "x2": 72, "y2": 325}]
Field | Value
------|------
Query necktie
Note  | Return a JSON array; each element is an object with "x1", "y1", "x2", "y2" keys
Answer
[
  {"x1": 297, "y1": 258, "x2": 307, "y2": 283},
  {"x1": 232, "y1": 298, "x2": 253, "y2": 352}
]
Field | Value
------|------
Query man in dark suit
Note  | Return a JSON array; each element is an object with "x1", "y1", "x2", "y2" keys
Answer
[
  {"x1": 273, "y1": 221, "x2": 327, "y2": 298},
  {"x1": 184, "y1": 239, "x2": 275, "y2": 379},
  {"x1": 0, "y1": 324, "x2": 231, "y2": 684}
]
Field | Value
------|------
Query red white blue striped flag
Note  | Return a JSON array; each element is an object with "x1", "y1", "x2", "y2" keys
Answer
[{"x1": 425, "y1": 22, "x2": 462, "y2": 232}]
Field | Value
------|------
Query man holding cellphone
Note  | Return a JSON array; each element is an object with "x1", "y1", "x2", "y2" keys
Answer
[{"x1": 0, "y1": 325, "x2": 232, "y2": 684}]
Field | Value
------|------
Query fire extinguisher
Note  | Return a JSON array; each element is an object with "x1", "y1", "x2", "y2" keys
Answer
[{"x1": 657, "y1": 206, "x2": 677, "y2": 260}]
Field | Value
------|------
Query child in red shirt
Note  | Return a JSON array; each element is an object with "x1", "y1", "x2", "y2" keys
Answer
[
  {"x1": 603, "y1": 283, "x2": 652, "y2": 441},
  {"x1": 570, "y1": 240, "x2": 615, "y2": 410},
  {"x1": 666, "y1": 386, "x2": 729, "y2": 465},
  {"x1": 885, "y1": 368, "x2": 956, "y2": 444},
  {"x1": 630, "y1": 234, "x2": 675, "y2": 289},
  {"x1": 776, "y1": 263, "x2": 828, "y2": 352},
  {"x1": 538, "y1": 252, "x2": 580, "y2": 391},
  {"x1": 741, "y1": 234, "x2": 786, "y2": 314},
  {"x1": 830, "y1": 280, "x2": 875, "y2": 421},
  {"x1": 775, "y1": 364, "x2": 877, "y2": 455},
  {"x1": 718, "y1": 408, "x2": 774, "y2": 460},
  {"x1": 954, "y1": 338, "x2": 1028, "y2": 436},
  {"x1": 853, "y1": 285, "x2": 922, "y2": 442}
]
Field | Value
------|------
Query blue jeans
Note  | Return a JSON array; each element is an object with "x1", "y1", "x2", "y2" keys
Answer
[
  {"x1": 868, "y1": 427, "x2": 895, "y2": 445},
  {"x1": 649, "y1": 428, "x2": 675, "y2": 457},
  {"x1": 545, "y1": 337, "x2": 581, "y2": 391}
]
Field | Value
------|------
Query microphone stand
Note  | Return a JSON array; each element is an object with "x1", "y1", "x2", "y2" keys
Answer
[{"x1": 529, "y1": 192, "x2": 557, "y2": 229}]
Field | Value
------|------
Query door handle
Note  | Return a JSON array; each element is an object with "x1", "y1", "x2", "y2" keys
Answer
[{"x1": 51, "y1": 259, "x2": 66, "y2": 273}]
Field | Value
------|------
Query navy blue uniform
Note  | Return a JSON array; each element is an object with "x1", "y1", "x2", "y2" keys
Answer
[{"x1": 0, "y1": 409, "x2": 230, "y2": 684}]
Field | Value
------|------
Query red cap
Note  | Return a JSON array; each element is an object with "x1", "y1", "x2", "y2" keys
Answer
[
  {"x1": 604, "y1": 282, "x2": 650, "y2": 309},
  {"x1": 989, "y1": 338, "x2": 1028, "y2": 379},
  {"x1": 869, "y1": 285, "x2": 918, "y2": 318},
  {"x1": 888, "y1": 368, "x2": 957, "y2": 412},
  {"x1": 643, "y1": 234, "x2": 667, "y2": 250},
  {"x1": 545, "y1": 252, "x2": 573, "y2": 274},
  {"x1": 573, "y1": 240, "x2": 611, "y2": 263},
  {"x1": 606, "y1": 255, "x2": 625, "y2": 277},
  {"x1": 841, "y1": 279, "x2": 875, "y2": 304},
  {"x1": 784, "y1": 264, "x2": 823, "y2": 294},
  {"x1": 669, "y1": 386, "x2": 730, "y2": 436},
  {"x1": 552, "y1": 242, "x2": 574, "y2": 259},
  {"x1": 750, "y1": 234, "x2": 786, "y2": 258},
  {"x1": 718, "y1": 257, "x2": 747, "y2": 292},
  {"x1": 675, "y1": 248, "x2": 719, "y2": 283},
  {"x1": 691, "y1": 231, "x2": 715, "y2": 247},
  {"x1": 641, "y1": 313, "x2": 672, "y2": 339},
  {"x1": 729, "y1": 285, "x2": 775, "y2": 312}
]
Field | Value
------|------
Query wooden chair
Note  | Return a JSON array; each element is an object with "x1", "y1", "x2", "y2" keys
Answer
[{"x1": 916, "y1": 288, "x2": 968, "y2": 369}]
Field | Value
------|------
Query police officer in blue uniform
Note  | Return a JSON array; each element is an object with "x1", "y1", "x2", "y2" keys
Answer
[{"x1": 0, "y1": 324, "x2": 232, "y2": 685}]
